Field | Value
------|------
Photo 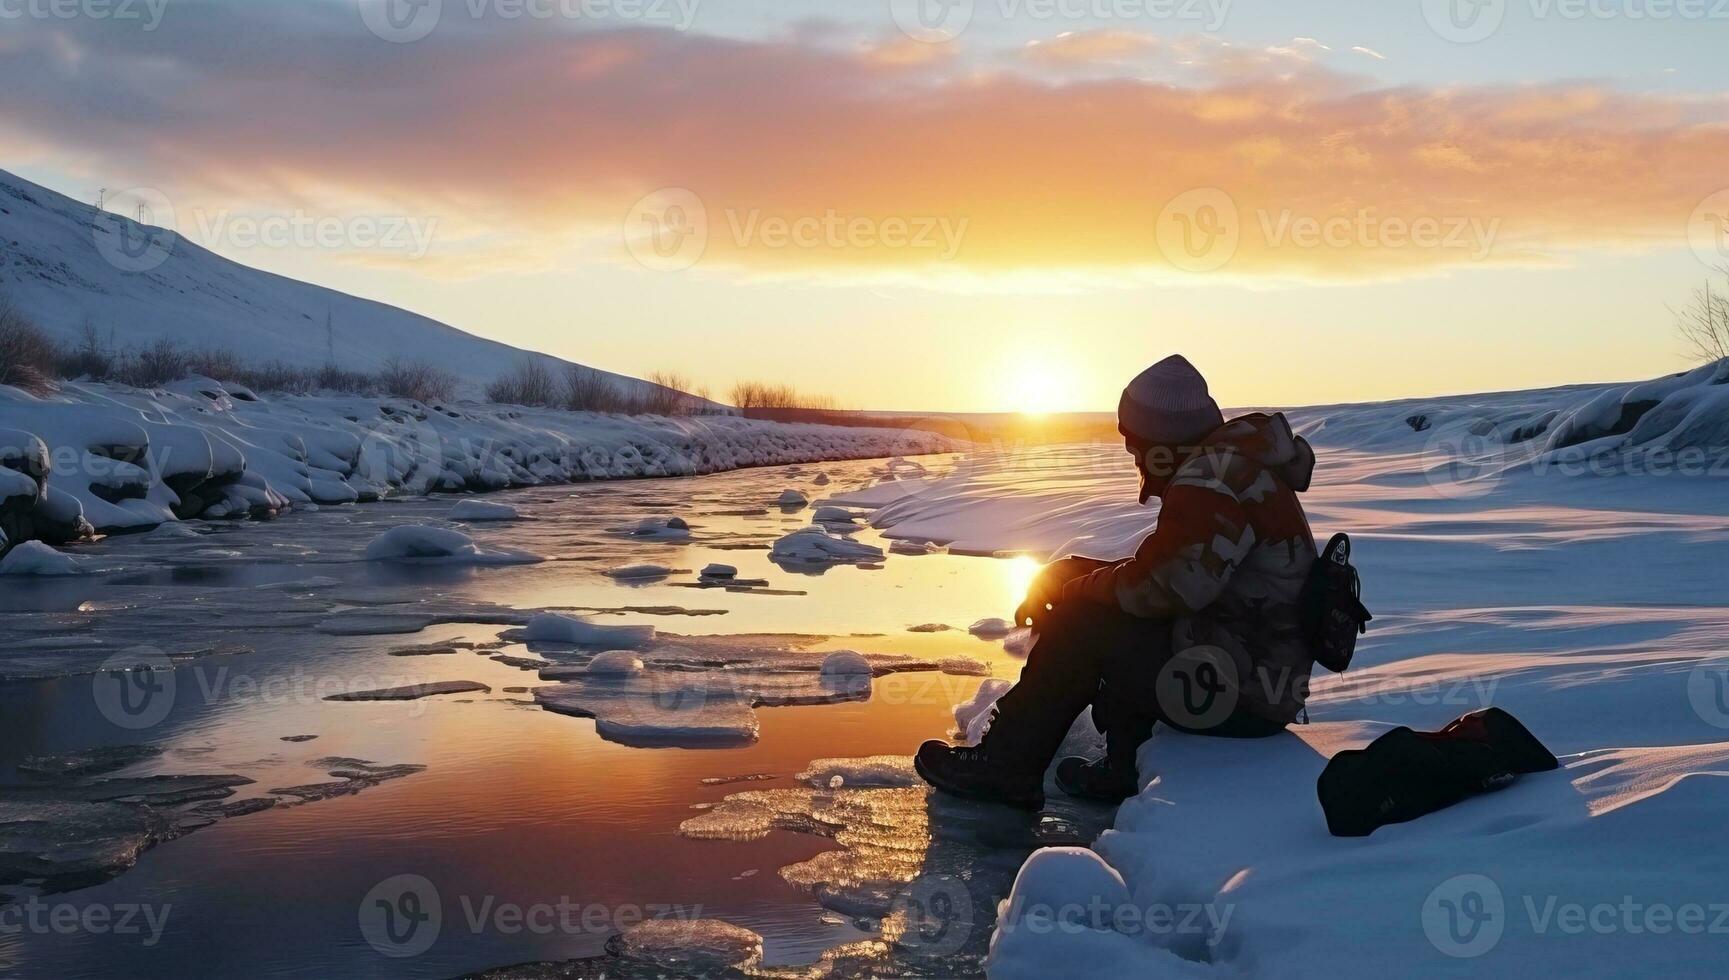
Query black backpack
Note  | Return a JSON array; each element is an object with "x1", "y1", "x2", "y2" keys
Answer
[
  {"x1": 1317, "y1": 708, "x2": 1559, "y2": 837},
  {"x1": 1300, "y1": 533, "x2": 1372, "y2": 674}
]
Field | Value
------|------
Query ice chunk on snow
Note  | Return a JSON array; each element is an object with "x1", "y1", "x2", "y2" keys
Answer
[
  {"x1": 968, "y1": 617, "x2": 1016, "y2": 639},
  {"x1": 820, "y1": 651, "x2": 873, "y2": 677},
  {"x1": 448, "y1": 499, "x2": 520, "y2": 521},
  {"x1": 777, "y1": 489, "x2": 810, "y2": 507},
  {"x1": 520, "y1": 613, "x2": 656, "y2": 649},
  {"x1": 955, "y1": 679, "x2": 1013, "y2": 745},
  {"x1": 605, "y1": 564, "x2": 675, "y2": 581},
  {"x1": 585, "y1": 651, "x2": 645, "y2": 675},
  {"x1": 0, "y1": 541, "x2": 85, "y2": 576},
  {"x1": 770, "y1": 525, "x2": 885, "y2": 564},
  {"x1": 795, "y1": 755, "x2": 918, "y2": 788},
  {"x1": 614, "y1": 919, "x2": 763, "y2": 972},
  {"x1": 363, "y1": 525, "x2": 541, "y2": 565}
]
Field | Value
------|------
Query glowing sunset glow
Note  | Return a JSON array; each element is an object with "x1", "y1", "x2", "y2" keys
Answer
[{"x1": 3, "y1": 4, "x2": 1724, "y2": 409}]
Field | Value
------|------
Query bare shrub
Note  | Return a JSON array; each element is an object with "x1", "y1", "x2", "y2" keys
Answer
[
  {"x1": 381, "y1": 356, "x2": 458, "y2": 403},
  {"x1": 486, "y1": 356, "x2": 559, "y2": 407},
  {"x1": 729, "y1": 380, "x2": 838, "y2": 411},
  {"x1": 187, "y1": 347, "x2": 246, "y2": 381},
  {"x1": 314, "y1": 363, "x2": 374, "y2": 394},
  {"x1": 0, "y1": 294, "x2": 57, "y2": 396},
  {"x1": 56, "y1": 319, "x2": 114, "y2": 381},
  {"x1": 1676, "y1": 266, "x2": 1729, "y2": 364},
  {"x1": 563, "y1": 365, "x2": 625, "y2": 413},
  {"x1": 115, "y1": 338, "x2": 190, "y2": 388},
  {"x1": 641, "y1": 370, "x2": 704, "y2": 416}
]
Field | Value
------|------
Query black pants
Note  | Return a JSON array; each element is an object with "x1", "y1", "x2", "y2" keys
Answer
[{"x1": 991, "y1": 601, "x2": 1286, "y2": 772}]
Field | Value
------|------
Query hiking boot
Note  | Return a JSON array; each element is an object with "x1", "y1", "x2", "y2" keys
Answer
[
  {"x1": 1054, "y1": 756, "x2": 1140, "y2": 803},
  {"x1": 914, "y1": 739, "x2": 1044, "y2": 810}
]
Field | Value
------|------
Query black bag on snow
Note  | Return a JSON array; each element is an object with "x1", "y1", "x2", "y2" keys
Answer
[
  {"x1": 1316, "y1": 708, "x2": 1559, "y2": 837},
  {"x1": 1299, "y1": 532, "x2": 1372, "y2": 673}
]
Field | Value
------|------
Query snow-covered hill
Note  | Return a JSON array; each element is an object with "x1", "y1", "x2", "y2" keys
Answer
[{"x1": 0, "y1": 169, "x2": 652, "y2": 397}]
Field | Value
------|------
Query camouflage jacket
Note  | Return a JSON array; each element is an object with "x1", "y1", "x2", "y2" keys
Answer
[{"x1": 1066, "y1": 412, "x2": 1319, "y2": 724}]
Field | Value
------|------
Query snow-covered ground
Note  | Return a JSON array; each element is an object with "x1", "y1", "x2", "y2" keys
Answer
[
  {"x1": 0, "y1": 376, "x2": 952, "y2": 554},
  {"x1": 845, "y1": 363, "x2": 1729, "y2": 977}
]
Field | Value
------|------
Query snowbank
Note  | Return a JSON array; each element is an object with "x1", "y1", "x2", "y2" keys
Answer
[
  {"x1": 0, "y1": 540, "x2": 84, "y2": 576},
  {"x1": 0, "y1": 377, "x2": 953, "y2": 552},
  {"x1": 855, "y1": 367, "x2": 1729, "y2": 978}
]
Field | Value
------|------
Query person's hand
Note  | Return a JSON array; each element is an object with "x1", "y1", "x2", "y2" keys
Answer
[{"x1": 1013, "y1": 557, "x2": 1101, "y2": 629}]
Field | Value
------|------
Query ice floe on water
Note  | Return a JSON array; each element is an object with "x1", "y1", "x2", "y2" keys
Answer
[
  {"x1": 362, "y1": 524, "x2": 541, "y2": 565},
  {"x1": 323, "y1": 680, "x2": 491, "y2": 701},
  {"x1": 448, "y1": 499, "x2": 521, "y2": 521},
  {"x1": 819, "y1": 650, "x2": 873, "y2": 677},
  {"x1": 528, "y1": 641, "x2": 989, "y2": 748},
  {"x1": 615, "y1": 516, "x2": 692, "y2": 541},
  {"x1": 811, "y1": 505, "x2": 861, "y2": 525},
  {"x1": 795, "y1": 755, "x2": 919, "y2": 789},
  {"x1": 777, "y1": 489, "x2": 810, "y2": 508},
  {"x1": 584, "y1": 651, "x2": 646, "y2": 675},
  {"x1": 609, "y1": 919, "x2": 763, "y2": 973},
  {"x1": 604, "y1": 563, "x2": 678, "y2": 581},
  {"x1": 770, "y1": 525, "x2": 886, "y2": 566},
  {"x1": 0, "y1": 751, "x2": 424, "y2": 895},
  {"x1": 967, "y1": 617, "x2": 1016, "y2": 639},
  {"x1": 514, "y1": 612, "x2": 657, "y2": 649}
]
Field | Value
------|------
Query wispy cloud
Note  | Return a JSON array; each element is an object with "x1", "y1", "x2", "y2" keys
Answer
[{"x1": 4, "y1": 7, "x2": 1725, "y2": 281}]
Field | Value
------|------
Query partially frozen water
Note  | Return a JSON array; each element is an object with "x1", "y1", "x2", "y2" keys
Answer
[{"x1": 0, "y1": 455, "x2": 1095, "y2": 979}]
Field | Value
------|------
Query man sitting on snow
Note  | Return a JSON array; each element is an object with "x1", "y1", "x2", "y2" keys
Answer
[{"x1": 915, "y1": 355, "x2": 1320, "y2": 807}]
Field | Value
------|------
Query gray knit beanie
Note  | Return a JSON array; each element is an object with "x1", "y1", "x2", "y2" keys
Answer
[{"x1": 1118, "y1": 355, "x2": 1224, "y2": 447}]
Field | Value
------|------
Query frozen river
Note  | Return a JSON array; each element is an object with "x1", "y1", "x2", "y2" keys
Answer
[{"x1": 0, "y1": 454, "x2": 1107, "y2": 979}]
